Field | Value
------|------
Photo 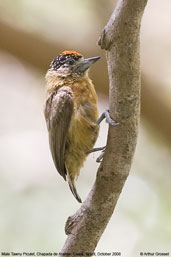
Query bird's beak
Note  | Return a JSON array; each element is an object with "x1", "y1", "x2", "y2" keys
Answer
[{"x1": 75, "y1": 56, "x2": 100, "y2": 73}]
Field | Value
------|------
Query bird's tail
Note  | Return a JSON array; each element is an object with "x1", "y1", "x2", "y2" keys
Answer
[{"x1": 67, "y1": 173, "x2": 82, "y2": 203}]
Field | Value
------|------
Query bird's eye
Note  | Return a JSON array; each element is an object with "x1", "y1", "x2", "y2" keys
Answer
[{"x1": 68, "y1": 60, "x2": 75, "y2": 65}]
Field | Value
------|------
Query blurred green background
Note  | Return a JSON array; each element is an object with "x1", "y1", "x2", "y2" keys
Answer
[{"x1": 0, "y1": 0, "x2": 171, "y2": 255}]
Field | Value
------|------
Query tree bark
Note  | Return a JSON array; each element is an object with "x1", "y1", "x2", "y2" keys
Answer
[{"x1": 60, "y1": 0, "x2": 148, "y2": 254}]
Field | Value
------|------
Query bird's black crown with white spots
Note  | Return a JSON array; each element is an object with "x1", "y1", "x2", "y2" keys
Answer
[{"x1": 50, "y1": 51, "x2": 83, "y2": 71}]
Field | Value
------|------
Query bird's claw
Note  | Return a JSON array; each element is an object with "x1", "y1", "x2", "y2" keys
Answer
[
  {"x1": 96, "y1": 149, "x2": 105, "y2": 163},
  {"x1": 88, "y1": 146, "x2": 106, "y2": 162},
  {"x1": 90, "y1": 110, "x2": 119, "y2": 163},
  {"x1": 88, "y1": 146, "x2": 106, "y2": 154},
  {"x1": 96, "y1": 110, "x2": 119, "y2": 126}
]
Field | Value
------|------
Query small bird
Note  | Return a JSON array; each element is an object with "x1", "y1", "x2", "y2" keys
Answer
[{"x1": 44, "y1": 50, "x2": 100, "y2": 203}]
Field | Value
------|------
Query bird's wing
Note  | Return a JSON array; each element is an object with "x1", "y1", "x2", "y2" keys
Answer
[{"x1": 44, "y1": 86, "x2": 74, "y2": 180}]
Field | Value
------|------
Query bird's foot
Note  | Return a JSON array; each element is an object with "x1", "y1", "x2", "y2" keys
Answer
[
  {"x1": 94, "y1": 110, "x2": 119, "y2": 162},
  {"x1": 88, "y1": 146, "x2": 106, "y2": 163},
  {"x1": 96, "y1": 148, "x2": 105, "y2": 163},
  {"x1": 96, "y1": 109, "x2": 119, "y2": 126},
  {"x1": 88, "y1": 146, "x2": 106, "y2": 153}
]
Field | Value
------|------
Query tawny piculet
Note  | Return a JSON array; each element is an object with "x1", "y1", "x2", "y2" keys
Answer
[{"x1": 44, "y1": 50, "x2": 100, "y2": 203}]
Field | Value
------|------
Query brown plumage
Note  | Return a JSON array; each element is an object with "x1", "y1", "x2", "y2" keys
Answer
[{"x1": 44, "y1": 51, "x2": 100, "y2": 203}]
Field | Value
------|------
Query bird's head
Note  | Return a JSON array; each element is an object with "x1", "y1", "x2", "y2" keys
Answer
[{"x1": 48, "y1": 50, "x2": 100, "y2": 77}]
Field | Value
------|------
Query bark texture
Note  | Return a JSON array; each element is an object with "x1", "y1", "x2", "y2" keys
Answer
[{"x1": 61, "y1": 0, "x2": 148, "y2": 253}]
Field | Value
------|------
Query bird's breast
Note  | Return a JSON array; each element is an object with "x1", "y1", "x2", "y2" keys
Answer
[{"x1": 67, "y1": 77, "x2": 99, "y2": 152}]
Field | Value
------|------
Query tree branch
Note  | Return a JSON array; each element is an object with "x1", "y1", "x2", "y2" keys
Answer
[{"x1": 61, "y1": 0, "x2": 148, "y2": 253}]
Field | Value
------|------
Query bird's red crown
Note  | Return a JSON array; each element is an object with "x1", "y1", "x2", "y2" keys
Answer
[{"x1": 61, "y1": 51, "x2": 83, "y2": 57}]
